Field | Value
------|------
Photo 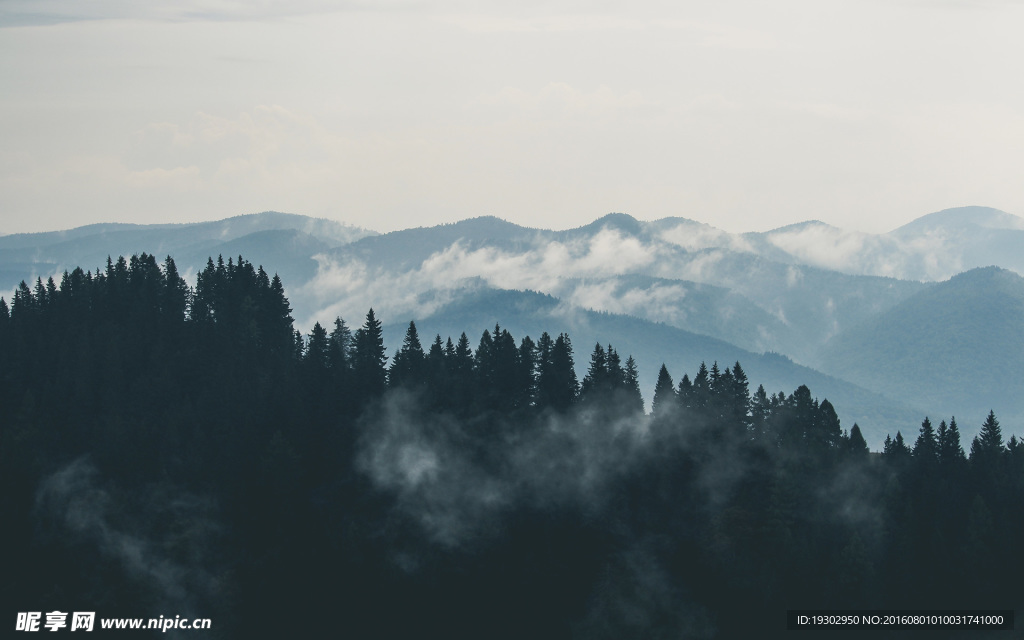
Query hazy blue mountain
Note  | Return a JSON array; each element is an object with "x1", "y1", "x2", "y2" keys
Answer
[
  {"x1": 338, "y1": 216, "x2": 543, "y2": 271},
  {"x1": 0, "y1": 211, "x2": 375, "y2": 293},
  {"x1": 318, "y1": 212, "x2": 925, "y2": 363},
  {"x1": 891, "y1": 205, "x2": 1024, "y2": 235},
  {"x1": 544, "y1": 273, "x2": 792, "y2": 355},
  {"x1": 381, "y1": 286, "x2": 921, "y2": 449},
  {"x1": 819, "y1": 266, "x2": 1024, "y2": 434},
  {"x1": 888, "y1": 206, "x2": 1024, "y2": 278},
  {"x1": 673, "y1": 205, "x2": 1024, "y2": 281},
  {"x1": 175, "y1": 229, "x2": 333, "y2": 286},
  {"x1": 4, "y1": 206, "x2": 1019, "y2": 447}
]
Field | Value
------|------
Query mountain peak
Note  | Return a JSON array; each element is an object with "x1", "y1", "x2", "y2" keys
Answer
[
  {"x1": 946, "y1": 265, "x2": 1023, "y2": 289},
  {"x1": 766, "y1": 219, "x2": 836, "y2": 234},
  {"x1": 891, "y1": 206, "x2": 1024, "y2": 235},
  {"x1": 451, "y1": 215, "x2": 528, "y2": 230},
  {"x1": 572, "y1": 212, "x2": 643, "y2": 235}
]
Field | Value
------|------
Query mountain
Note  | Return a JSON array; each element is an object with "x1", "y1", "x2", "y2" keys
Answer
[
  {"x1": 381, "y1": 286, "x2": 920, "y2": 449},
  {"x1": 309, "y1": 213, "x2": 925, "y2": 362},
  {"x1": 736, "y1": 206, "x2": 1024, "y2": 281},
  {"x1": 4, "y1": 205, "x2": 1020, "y2": 446},
  {"x1": 891, "y1": 205, "x2": 1024, "y2": 235},
  {"x1": 0, "y1": 211, "x2": 376, "y2": 294},
  {"x1": 819, "y1": 266, "x2": 1024, "y2": 429},
  {"x1": 630, "y1": 206, "x2": 1024, "y2": 282}
]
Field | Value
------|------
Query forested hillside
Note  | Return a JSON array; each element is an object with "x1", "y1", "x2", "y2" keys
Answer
[{"x1": 2, "y1": 254, "x2": 1022, "y2": 638}]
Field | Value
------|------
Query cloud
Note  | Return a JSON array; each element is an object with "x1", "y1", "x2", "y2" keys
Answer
[
  {"x1": 356, "y1": 389, "x2": 651, "y2": 547},
  {"x1": 563, "y1": 279, "x2": 693, "y2": 326},
  {"x1": 658, "y1": 220, "x2": 754, "y2": 253},
  {"x1": 296, "y1": 228, "x2": 661, "y2": 328},
  {"x1": 761, "y1": 222, "x2": 966, "y2": 280},
  {"x1": 34, "y1": 459, "x2": 223, "y2": 615}
]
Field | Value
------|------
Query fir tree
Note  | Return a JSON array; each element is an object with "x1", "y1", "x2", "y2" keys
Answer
[
  {"x1": 161, "y1": 256, "x2": 189, "y2": 323},
  {"x1": 813, "y1": 399, "x2": 842, "y2": 451},
  {"x1": 884, "y1": 431, "x2": 912, "y2": 460},
  {"x1": 622, "y1": 355, "x2": 644, "y2": 415},
  {"x1": 676, "y1": 373, "x2": 693, "y2": 411},
  {"x1": 970, "y1": 410, "x2": 1004, "y2": 462},
  {"x1": 304, "y1": 322, "x2": 331, "y2": 371},
  {"x1": 389, "y1": 321, "x2": 426, "y2": 389},
  {"x1": 750, "y1": 384, "x2": 770, "y2": 441},
  {"x1": 606, "y1": 346, "x2": 624, "y2": 389},
  {"x1": 328, "y1": 317, "x2": 353, "y2": 371},
  {"x1": 353, "y1": 308, "x2": 388, "y2": 399},
  {"x1": 938, "y1": 418, "x2": 966, "y2": 465},
  {"x1": 692, "y1": 362, "x2": 711, "y2": 412},
  {"x1": 913, "y1": 417, "x2": 939, "y2": 464},
  {"x1": 651, "y1": 364, "x2": 675, "y2": 417},
  {"x1": 537, "y1": 333, "x2": 577, "y2": 411},
  {"x1": 846, "y1": 424, "x2": 869, "y2": 457},
  {"x1": 517, "y1": 336, "x2": 537, "y2": 409},
  {"x1": 580, "y1": 343, "x2": 609, "y2": 400}
]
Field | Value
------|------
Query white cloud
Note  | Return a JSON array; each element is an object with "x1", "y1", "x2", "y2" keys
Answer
[{"x1": 295, "y1": 228, "x2": 663, "y2": 328}]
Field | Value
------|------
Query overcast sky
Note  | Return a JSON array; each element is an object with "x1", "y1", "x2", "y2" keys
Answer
[{"x1": 1, "y1": 0, "x2": 1022, "y2": 235}]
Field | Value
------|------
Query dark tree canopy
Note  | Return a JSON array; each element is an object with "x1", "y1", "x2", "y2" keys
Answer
[{"x1": 3, "y1": 252, "x2": 1023, "y2": 639}]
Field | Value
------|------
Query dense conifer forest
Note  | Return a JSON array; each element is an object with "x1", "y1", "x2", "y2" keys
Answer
[{"x1": 2, "y1": 254, "x2": 1022, "y2": 638}]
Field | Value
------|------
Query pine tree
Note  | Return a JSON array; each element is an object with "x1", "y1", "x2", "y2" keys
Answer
[
  {"x1": 517, "y1": 336, "x2": 537, "y2": 409},
  {"x1": 651, "y1": 364, "x2": 675, "y2": 417},
  {"x1": 389, "y1": 321, "x2": 426, "y2": 389},
  {"x1": 449, "y1": 332, "x2": 475, "y2": 414},
  {"x1": 191, "y1": 258, "x2": 218, "y2": 323},
  {"x1": 328, "y1": 317, "x2": 353, "y2": 371},
  {"x1": 327, "y1": 317, "x2": 355, "y2": 416},
  {"x1": 884, "y1": 431, "x2": 911, "y2": 460},
  {"x1": 692, "y1": 362, "x2": 711, "y2": 412},
  {"x1": 912, "y1": 416, "x2": 939, "y2": 463},
  {"x1": 427, "y1": 334, "x2": 446, "y2": 368},
  {"x1": 622, "y1": 356, "x2": 644, "y2": 415},
  {"x1": 474, "y1": 328, "x2": 495, "y2": 391},
  {"x1": 262, "y1": 273, "x2": 295, "y2": 356},
  {"x1": 938, "y1": 417, "x2": 966, "y2": 465},
  {"x1": 353, "y1": 308, "x2": 388, "y2": 399},
  {"x1": 676, "y1": 373, "x2": 693, "y2": 411},
  {"x1": 750, "y1": 384, "x2": 770, "y2": 442},
  {"x1": 453, "y1": 332, "x2": 474, "y2": 375},
  {"x1": 161, "y1": 256, "x2": 189, "y2": 323},
  {"x1": 0, "y1": 297, "x2": 9, "y2": 352},
  {"x1": 728, "y1": 362, "x2": 751, "y2": 433},
  {"x1": 970, "y1": 410, "x2": 1004, "y2": 462},
  {"x1": 894, "y1": 431, "x2": 909, "y2": 454},
  {"x1": 535, "y1": 331, "x2": 557, "y2": 410},
  {"x1": 304, "y1": 322, "x2": 331, "y2": 370},
  {"x1": 846, "y1": 424, "x2": 869, "y2": 457},
  {"x1": 812, "y1": 399, "x2": 842, "y2": 451},
  {"x1": 537, "y1": 333, "x2": 577, "y2": 410},
  {"x1": 884, "y1": 431, "x2": 912, "y2": 460},
  {"x1": 489, "y1": 325, "x2": 521, "y2": 411},
  {"x1": 606, "y1": 346, "x2": 624, "y2": 390},
  {"x1": 580, "y1": 343, "x2": 609, "y2": 400},
  {"x1": 786, "y1": 385, "x2": 818, "y2": 449}
]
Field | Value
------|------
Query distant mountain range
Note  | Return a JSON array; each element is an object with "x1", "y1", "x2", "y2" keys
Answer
[{"x1": 3, "y1": 206, "x2": 1022, "y2": 448}]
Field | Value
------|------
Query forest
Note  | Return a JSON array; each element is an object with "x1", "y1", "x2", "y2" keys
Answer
[{"x1": 1, "y1": 253, "x2": 1022, "y2": 638}]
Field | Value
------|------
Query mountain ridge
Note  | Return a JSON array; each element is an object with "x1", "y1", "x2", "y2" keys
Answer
[{"x1": 3, "y1": 206, "x2": 1019, "y2": 446}]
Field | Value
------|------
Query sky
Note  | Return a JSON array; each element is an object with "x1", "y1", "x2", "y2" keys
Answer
[{"x1": 1, "y1": 0, "x2": 1022, "y2": 235}]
